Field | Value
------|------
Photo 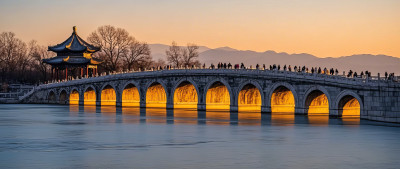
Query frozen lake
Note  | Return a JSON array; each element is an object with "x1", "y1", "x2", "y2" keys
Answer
[{"x1": 0, "y1": 104, "x2": 399, "y2": 169}]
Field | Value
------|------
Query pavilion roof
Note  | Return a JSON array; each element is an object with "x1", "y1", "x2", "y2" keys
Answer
[
  {"x1": 48, "y1": 26, "x2": 100, "y2": 53},
  {"x1": 43, "y1": 55, "x2": 102, "y2": 65}
]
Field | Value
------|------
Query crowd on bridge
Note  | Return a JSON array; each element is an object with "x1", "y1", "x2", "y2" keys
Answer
[
  {"x1": 149, "y1": 62, "x2": 397, "y2": 81},
  {"x1": 45, "y1": 62, "x2": 398, "y2": 84}
]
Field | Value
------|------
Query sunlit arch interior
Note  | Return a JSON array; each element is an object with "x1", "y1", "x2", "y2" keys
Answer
[
  {"x1": 101, "y1": 85, "x2": 116, "y2": 106},
  {"x1": 69, "y1": 89, "x2": 79, "y2": 105},
  {"x1": 338, "y1": 95, "x2": 361, "y2": 116},
  {"x1": 146, "y1": 82, "x2": 167, "y2": 108},
  {"x1": 305, "y1": 90, "x2": 329, "y2": 115},
  {"x1": 122, "y1": 84, "x2": 140, "y2": 107},
  {"x1": 238, "y1": 84, "x2": 262, "y2": 112},
  {"x1": 271, "y1": 86, "x2": 295, "y2": 113},
  {"x1": 59, "y1": 90, "x2": 67, "y2": 104},
  {"x1": 174, "y1": 81, "x2": 198, "y2": 109},
  {"x1": 206, "y1": 81, "x2": 230, "y2": 110},
  {"x1": 48, "y1": 91, "x2": 56, "y2": 102},
  {"x1": 84, "y1": 87, "x2": 96, "y2": 105}
]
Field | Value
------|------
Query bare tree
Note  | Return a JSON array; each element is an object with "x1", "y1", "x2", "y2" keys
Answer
[
  {"x1": 165, "y1": 42, "x2": 200, "y2": 68},
  {"x1": 152, "y1": 58, "x2": 167, "y2": 68},
  {"x1": 29, "y1": 40, "x2": 53, "y2": 82},
  {"x1": 182, "y1": 43, "x2": 200, "y2": 67},
  {"x1": 122, "y1": 40, "x2": 151, "y2": 71},
  {"x1": 166, "y1": 41, "x2": 182, "y2": 67},
  {"x1": 0, "y1": 32, "x2": 27, "y2": 82},
  {"x1": 88, "y1": 25, "x2": 134, "y2": 72}
]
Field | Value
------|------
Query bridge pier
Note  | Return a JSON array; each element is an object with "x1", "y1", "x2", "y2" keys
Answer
[
  {"x1": 96, "y1": 101, "x2": 101, "y2": 107},
  {"x1": 197, "y1": 103, "x2": 206, "y2": 111},
  {"x1": 116, "y1": 101, "x2": 122, "y2": 107},
  {"x1": 230, "y1": 105, "x2": 238, "y2": 112},
  {"x1": 140, "y1": 102, "x2": 146, "y2": 108},
  {"x1": 295, "y1": 107, "x2": 307, "y2": 115},
  {"x1": 261, "y1": 106, "x2": 270, "y2": 113},
  {"x1": 166, "y1": 103, "x2": 174, "y2": 109}
]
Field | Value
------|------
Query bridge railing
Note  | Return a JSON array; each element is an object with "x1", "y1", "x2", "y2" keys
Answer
[{"x1": 40, "y1": 66, "x2": 399, "y2": 87}]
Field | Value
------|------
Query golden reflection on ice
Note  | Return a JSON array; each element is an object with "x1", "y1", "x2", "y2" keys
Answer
[
  {"x1": 238, "y1": 84, "x2": 261, "y2": 112},
  {"x1": 238, "y1": 112, "x2": 261, "y2": 125},
  {"x1": 69, "y1": 90, "x2": 79, "y2": 105},
  {"x1": 271, "y1": 112, "x2": 295, "y2": 125},
  {"x1": 84, "y1": 88, "x2": 96, "y2": 105},
  {"x1": 84, "y1": 105, "x2": 97, "y2": 113},
  {"x1": 122, "y1": 84, "x2": 140, "y2": 107},
  {"x1": 206, "y1": 82, "x2": 230, "y2": 110},
  {"x1": 146, "y1": 108, "x2": 167, "y2": 124},
  {"x1": 308, "y1": 115, "x2": 329, "y2": 125},
  {"x1": 205, "y1": 110, "x2": 230, "y2": 125},
  {"x1": 146, "y1": 83, "x2": 166, "y2": 108},
  {"x1": 341, "y1": 117, "x2": 360, "y2": 125},
  {"x1": 174, "y1": 109, "x2": 198, "y2": 124},
  {"x1": 271, "y1": 86, "x2": 295, "y2": 113},
  {"x1": 69, "y1": 104, "x2": 79, "y2": 113},
  {"x1": 174, "y1": 82, "x2": 198, "y2": 109},
  {"x1": 307, "y1": 91, "x2": 329, "y2": 115},
  {"x1": 101, "y1": 86, "x2": 116, "y2": 106}
]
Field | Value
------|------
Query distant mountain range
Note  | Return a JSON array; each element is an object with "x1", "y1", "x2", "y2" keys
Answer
[{"x1": 149, "y1": 44, "x2": 400, "y2": 75}]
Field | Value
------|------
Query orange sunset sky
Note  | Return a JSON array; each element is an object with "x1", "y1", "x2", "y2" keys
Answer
[{"x1": 0, "y1": 0, "x2": 399, "y2": 58}]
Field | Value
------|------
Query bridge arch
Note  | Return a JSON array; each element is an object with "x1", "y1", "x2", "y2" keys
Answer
[
  {"x1": 120, "y1": 81, "x2": 142, "y2": 107},
  {"x1": 172, "y1": 78, "x2": 200, "y2": 109},
  {"x1": 100, "y1": 83, "x2": 117, "y2": 106},
  {"x1": 204, "y1": 78, "x2": 233, "y2": 110},
  {"x1": 267, "y1": 82, "x2": 299, "y2": 113},
  {"x1": 69, "y1": 87, "x2": 80, "y2": 105},
  {"x1": 334, "y1": 90, "x2": 363, "y2": 117},
  {"x1": 59, "y1": 89, "x2": 68, "y2": 104},
  {"x1": 83, "y1": 85, "x2": 97, "y2": 105},
  {"x1": 303, "y1": 86, "x2": 332, "y2": 115},
  {"x1": 47, "y1": 90, "x2": 56, "y2": 103},
  {"x1": 145, "y1": 80, "x2": 168, "y2": 108},
  {"x1": 236, "y1": 80, "x2": 264, "y2": 112}
]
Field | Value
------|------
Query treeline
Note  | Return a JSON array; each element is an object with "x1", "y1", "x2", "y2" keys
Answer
[
  {"x1": 0, "y1": 25, "x2": 200, "y2": 85},
  {"x1": 0, "y1": 32, "x2": 52, "y2": 84}
]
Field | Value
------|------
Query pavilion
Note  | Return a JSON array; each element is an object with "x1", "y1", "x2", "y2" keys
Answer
[{"x1": 43, "y1": 26, "x2": 102, "y2": 81}]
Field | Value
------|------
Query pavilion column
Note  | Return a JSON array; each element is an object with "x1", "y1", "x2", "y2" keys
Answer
[
  {"x1": 86, "y1": 67, "x2": 89, "y2": 77},
  {"x1": 65, "y1": 67, "x2": 68, "y2": 81},
  {"x1": 81, "y1": 68, "x2": 83, "y2": 78}
]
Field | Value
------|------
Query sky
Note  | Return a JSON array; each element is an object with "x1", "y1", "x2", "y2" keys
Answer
[{"x1": 0, "y1": 0, "x2": 399, "y2": 58}]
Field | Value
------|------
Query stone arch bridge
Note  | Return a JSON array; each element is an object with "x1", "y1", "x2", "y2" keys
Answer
[{"x1": 24, "y1": 69, "x2": 400, "y2": 122}]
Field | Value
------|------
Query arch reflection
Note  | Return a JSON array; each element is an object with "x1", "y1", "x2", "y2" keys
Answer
[
  {"x1": 271, "y1": 86, "x2": 295, "y2": 113},
  {"x1": 206, "y1": 82, "x2": 230, "y2": 110},
  {"x1": 69, "y1": 89, "x2": 79, "y2": 105},
  {"x1": 339, "y1": 95, "x2": 361, "y2": 116},
  {"x1": 305, "y1": 90, "x2": 329, "y2": 115},
  {"x1": 122, "y1": 84, "x2": 140, "y2": 107},
  {"x1": 84, "y1": 87, "x2": 96, "y2": 105},
  {"x1": 101, "y1": 85, "x2": 116, "y2": 106},
  {"x1": 146, "y1": 83, "x2": 167, "y2": 108},
  {"x1": 174, "y1": 81, "x2": 198, "y2": 109},
  {"x1": 238, "y1": 84, "x2": 261, "y2": 112}
]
